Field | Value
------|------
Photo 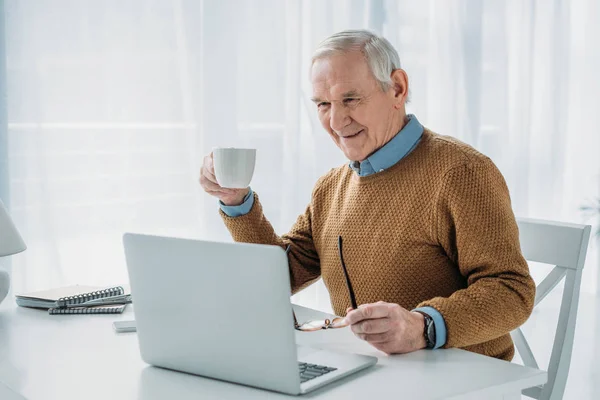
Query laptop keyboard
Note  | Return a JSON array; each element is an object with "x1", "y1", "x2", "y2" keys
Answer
[{"x1": 298, "y1": 362, "x2": 337, "y2": 383}]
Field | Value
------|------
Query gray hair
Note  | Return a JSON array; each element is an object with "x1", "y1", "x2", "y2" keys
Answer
[{"x1": 312, "y1": 30, "x2": 401, "y2": 91}]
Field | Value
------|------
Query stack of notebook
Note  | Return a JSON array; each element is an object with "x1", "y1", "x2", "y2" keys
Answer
[{"x1": 15, "y1": 285, "x2": 132, "y2": 314}]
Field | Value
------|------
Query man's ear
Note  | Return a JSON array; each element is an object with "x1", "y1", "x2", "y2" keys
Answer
[{"x1": 390, "y1": 69, "x2": 408, "y2": 108}]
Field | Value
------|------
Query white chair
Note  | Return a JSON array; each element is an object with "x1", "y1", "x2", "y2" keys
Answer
[{"x1": 513, "y1": 218, "x2": 591, "y2": 400}]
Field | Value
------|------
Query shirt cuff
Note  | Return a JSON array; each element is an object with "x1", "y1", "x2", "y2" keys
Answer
[
  {"x1": 219, "y1": 188, "x2": 254, "y2": 217},
  {"x1": 413, "y1": 306, "x2": 447, "y2": 349}
]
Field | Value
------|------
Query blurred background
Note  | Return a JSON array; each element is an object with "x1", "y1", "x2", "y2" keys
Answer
[
  {"x1": 1, "y1": 0, "x2": 600, "y2": 352},
  {"x1": 2, "y1": 1, "x2": 600, "y2": 397}
]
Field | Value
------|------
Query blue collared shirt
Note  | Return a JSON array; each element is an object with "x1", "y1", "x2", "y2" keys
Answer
[
  {"x1": 348, "y1": 113, "x2": 423, "y2": 176},
  {"x1": 220, "y1": 114, "x2": 447, "y2": 349}
]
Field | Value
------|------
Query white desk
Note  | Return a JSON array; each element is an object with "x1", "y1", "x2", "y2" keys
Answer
[{"x1": 0, "y1": 302, "x2": 546, "y2": 399}]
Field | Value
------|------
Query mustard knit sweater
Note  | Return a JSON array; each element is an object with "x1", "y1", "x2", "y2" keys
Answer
[{"x1": 220, "y1": 128, "x2": 535, "y2": 361}]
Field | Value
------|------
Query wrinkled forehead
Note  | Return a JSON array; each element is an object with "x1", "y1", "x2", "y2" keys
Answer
[{"x1": 310, "y1": 51, "x2": 379, "y2": 99}]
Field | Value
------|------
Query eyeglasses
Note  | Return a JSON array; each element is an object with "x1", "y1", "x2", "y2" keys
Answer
[{"x1": 293, "y1": 236, "x2": 358, "y2": 332}]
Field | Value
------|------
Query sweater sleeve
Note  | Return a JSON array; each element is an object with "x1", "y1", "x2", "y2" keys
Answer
[
  {"x1": 219, "y1": 192, "x2": 321, "y2": 294},
  {"x1": 417, "y1": 159, "x2": 536, "y2": 349}
]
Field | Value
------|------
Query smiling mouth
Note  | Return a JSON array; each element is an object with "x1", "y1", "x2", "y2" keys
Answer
[{"x1": 341, "y1": 129, "x2": 364, "y2": 139}]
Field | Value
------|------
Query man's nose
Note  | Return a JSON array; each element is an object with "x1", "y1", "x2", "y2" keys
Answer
[{"x1": 330, "y1": 104, "x2": 351, "y2": 133}]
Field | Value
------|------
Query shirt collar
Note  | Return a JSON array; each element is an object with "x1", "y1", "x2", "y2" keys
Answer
[{"x1": 349, "y1": 114, "x2": 424, "y2": 176}]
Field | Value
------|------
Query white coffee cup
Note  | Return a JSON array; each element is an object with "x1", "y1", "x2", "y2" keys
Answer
[{"x1": 213, "y1": 148, "x2": 257, "y2": 189}]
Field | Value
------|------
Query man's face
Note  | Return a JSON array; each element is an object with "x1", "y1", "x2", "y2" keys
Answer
[{"x1": 311, "y1": 51, "x2": 401, "y2": 162}]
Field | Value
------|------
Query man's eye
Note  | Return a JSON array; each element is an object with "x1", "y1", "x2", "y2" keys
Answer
[
  {"x1": 344, "y1": 98, "x2": 359, "y2": 104},
  {"x1": 318, "y1": 102, "x2": 330, "y2": 108}
]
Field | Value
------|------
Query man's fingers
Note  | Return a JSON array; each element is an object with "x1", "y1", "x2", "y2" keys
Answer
[
  {"x1": 344, "y1": 303, "x2": 390, "y2": 325},
  {"x1": 204, "y1": 169, "x2": 218, "y2": 185},
  {"x1": 201, "y1": 176, "x2": 233, "y2": 194},
  {"x1": 356, "y1": 332, "x2": 393, "y2": 344},
  {"x1": 200, "y1": 175, "x2": 220, "y2": 191},
  {"x1": 205, "y1": 189, "x2": 227, "y2": 196},
  {"x1": 202, "y1": 161, "x2": 219, "y2": 185},
  {"x1": 207, "y1": 157, "x2": 219, "y2": 181},
  {"x1": 199, "y1": 169, "x2": 218, "y2": 186},
  {"x1": 350, "y1": 317, "x2": 391, "y2": 334}
]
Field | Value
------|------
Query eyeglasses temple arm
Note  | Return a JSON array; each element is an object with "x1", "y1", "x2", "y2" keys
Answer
[{"x1": 338, "y1": 236, "x2": 358, "y2": 310}]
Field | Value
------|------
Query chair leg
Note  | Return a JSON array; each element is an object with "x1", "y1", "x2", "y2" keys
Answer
[{"x1": 541, "y1": 268, "x2": 583, "y2": 400}]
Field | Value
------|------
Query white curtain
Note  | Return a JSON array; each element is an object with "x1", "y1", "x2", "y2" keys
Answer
[{"x1": 3, "y1": 0, "x2": 599, "y2": 311}]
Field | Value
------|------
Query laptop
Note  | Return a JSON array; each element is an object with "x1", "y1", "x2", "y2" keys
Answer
[{"x1": 122, "y1": 233, "x2": 377, "y2": 395}]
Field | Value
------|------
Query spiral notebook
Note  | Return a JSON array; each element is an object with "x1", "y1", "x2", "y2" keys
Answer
[
  {"x1": 16, "y1": 285, "x2": 130, "y2": 314},
  {"x1": 48, "y1": 304, "x2": 127, "y2": 315}
]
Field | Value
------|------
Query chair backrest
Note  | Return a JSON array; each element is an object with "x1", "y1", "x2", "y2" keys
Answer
[{"x1": 513, "y1": 218, "x2": 591, "y2": 400}]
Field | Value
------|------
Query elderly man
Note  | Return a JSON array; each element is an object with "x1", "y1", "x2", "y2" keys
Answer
[{"x1": 199, "y1": 30, "x2": 535, "y2": 361}]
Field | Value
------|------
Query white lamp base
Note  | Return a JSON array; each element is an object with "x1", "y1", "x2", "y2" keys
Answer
[{"x1": 0, "y1": 269, "x2": 10, "y2": 305}]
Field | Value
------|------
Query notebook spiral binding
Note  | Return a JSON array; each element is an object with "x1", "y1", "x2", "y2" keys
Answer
[
  {"x1": 49, "y1": 305, "x2": 126, "y2": 315},
  {"x1": 56, "y1": 286, "x2": 125, "y2": 309}
]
